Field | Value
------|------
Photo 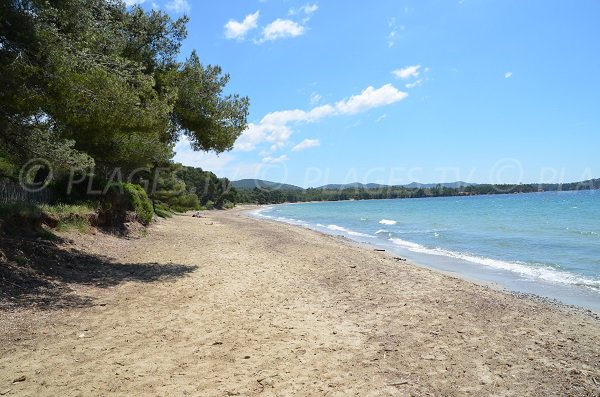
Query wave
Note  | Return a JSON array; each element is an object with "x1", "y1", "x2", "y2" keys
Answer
[
  {"x1": 388, "y1": 238, "x2": 600, "y2": 291},
  {"x1": 375, "y1": 229, "x2": 388, "y2": 234},
  {"x1": 251, "y1": 206, "x2": 274, "y2": 218},
  {"x1": 388, "y1": 228, "x2": 447, "y2": 235},
  {"x1": 326, "y1": 224, "x2": 375, "y2": 238},
  {"x1": 379, "y1": 219, "x2": 397, "y2": 225}
]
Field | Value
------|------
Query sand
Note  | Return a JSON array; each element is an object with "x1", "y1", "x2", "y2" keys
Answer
[{"x1": 1, "y1": 207, "x2": 599, "y2": 396}]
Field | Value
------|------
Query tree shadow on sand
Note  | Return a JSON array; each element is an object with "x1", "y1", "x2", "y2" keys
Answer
[{"x1": 0, "y1": 236, "x2": 197, "y2": 310}]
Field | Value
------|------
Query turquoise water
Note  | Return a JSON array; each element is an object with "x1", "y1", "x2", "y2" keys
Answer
[{"x1": 253, "y1": 190, "x2": 600, "y2": 310}]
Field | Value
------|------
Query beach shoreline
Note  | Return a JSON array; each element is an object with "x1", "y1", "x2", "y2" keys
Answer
[
  {"x1": 249, "y1": 200, "x2": 600, "y2": 314},
  {"x1": 1, "y1": 208, "x2": 599, "y2": 395}
]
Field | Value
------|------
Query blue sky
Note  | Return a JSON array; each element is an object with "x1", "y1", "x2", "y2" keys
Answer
[{"x1": 134, "y1": 0, "x2": 599, "y2": 187}]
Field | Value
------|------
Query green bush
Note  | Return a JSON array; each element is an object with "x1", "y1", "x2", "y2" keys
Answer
[
  {"x1": 168, "y1": 193, "x2": 200, "y2": 211},
  {"x1": 104, "y1": 183, "x2": 153, "y2": 225},
  {"x1": 205, "y1": 200, "x2": 215, "y2": 210},
  {"x1": 123, "y1": 183, "x2": 153, "y2": 225},
  {"x1": 154, "y1": 203, "x2": 173, "y2": 218},
  {"x1": 222, "y1": 200, "x2": 235, "y2": 209}
]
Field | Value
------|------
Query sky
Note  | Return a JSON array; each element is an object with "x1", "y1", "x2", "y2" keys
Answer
[{"x1": 131, "y1": 0, "x2": 599, "y2": 187}]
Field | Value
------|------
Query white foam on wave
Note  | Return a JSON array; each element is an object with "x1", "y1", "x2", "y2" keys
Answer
[
  {"x1": 251, "y1": 206, "x2": 274, "y2": 218},
  {"x1": 277, "y1": 216, "x2": 298, "y2": 222},
  {"x1": 327, "y1": 224, "x2": 375, "y2": 238},
  {"x1": 379, "y1": 219, "x2": 397, "y2": 225},
  {"x1": 375, "y1": 229, "x2": 388, "y2": 234},
  {"x1": 388, "y1": 237, "x2": 600, "y2": 291}
]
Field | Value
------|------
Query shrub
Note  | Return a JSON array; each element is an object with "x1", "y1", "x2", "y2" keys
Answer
[
  {"x1": 103, "y1": 183, "x2": 153, "y2": 225},
  {"x1": 154, "y1": 203, "x2": 173, "y2": 218},
  {"x1": 205, "y1": 200, "x2": 214, "y2": 210},
  {"x1": 168, "y1": 193, "x2": 200, "y2": 212},
  {"x1": 124, "y1": 183, "x2": 153, "y2": 224}
]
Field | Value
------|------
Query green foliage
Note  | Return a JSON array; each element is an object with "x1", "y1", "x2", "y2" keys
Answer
[
  {"x1": 122, "y1": 183, "x2": 154, "y2": 225},
  {"x1": 1, "y1": 0, "x2": 249, "y2": 181},
  {"x1": 205, "y1": 200, "x2": 215, "y2": 210},
  {"x1": 168, "y1": 193, "x2": 200, "y2": 212},
  {"x1": 154, "y1": 203, "x2": 173, "y2": 218},
  {"x1": 103, "y1": 182, "x2": 153, "y2": 225},
  {"x1": 55, "y1": 216, "x2": 92, "y2": 233},
  {"x1": 174, "y1": 52, "x2": 250, "y2": 153},
  {"x1": 233, "y1": 178, "x2": 600, "y2": 204},
  {"x1": 0, "y1": 202, "x2": 95, "y2": 235},
  {"x1": 175, "y1": 165, "x2": 235, "y2": 208},
  {"x1": 152, "y1": 164, "x2": 186, "y2": 203},
  {"x1": 0, "y1": 202, "x2": 94, "y2": 221},
  {"x1": 38, "y1": 203, "x2": 97, "y2": 217}
]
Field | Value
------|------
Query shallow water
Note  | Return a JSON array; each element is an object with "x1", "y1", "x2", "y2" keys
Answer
[{"x1": 253, "y1": 190, "x2": 600, "y2": 311}]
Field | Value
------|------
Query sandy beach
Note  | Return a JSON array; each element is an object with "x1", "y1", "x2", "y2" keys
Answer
[{"x1": 1, "y1": 207, "x2": 599, "y2": 396}]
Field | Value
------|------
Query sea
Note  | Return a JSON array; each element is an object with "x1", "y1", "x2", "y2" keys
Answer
[{"x1": 251, "y1": 190, "x2": 600, "y2": 312}]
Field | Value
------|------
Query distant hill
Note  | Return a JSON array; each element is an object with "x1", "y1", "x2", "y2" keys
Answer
[
  {"x1": 402, "y1": 181, "x2": 476, "y2": 189},
  {"x1": 231, "y1": 179, "x2": 303, "y2": 190},
  {"x1": 317, "y1": 183, "x2": 389, "y2": 190},
  {"x1": 232, "y1": 179, "x2": 477, "y2": 191},
  {"x1": 319, "y1": 181, "x2": 476, "y2": 190}
]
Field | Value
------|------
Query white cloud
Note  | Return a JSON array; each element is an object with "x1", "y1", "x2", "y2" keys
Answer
[
  {"x1": 375, "y1": 114, "x2": 387, "y2": 123},
  {"x1": 309, "y1": 92, "x2": 322, "y2": 105},
  {"x1": 124, "y1": 0, "x2": 145, "y2": 6},
  {"x1": 393, "y1": 65, "x2": 421, "y2": 79},
  {"x1": 289, "y1": 3, "x2": 319, "y2": 15},
  {"x1": 234, "y1": 123, "x2": 271, "y2": 151},
  {"x1": 234, "y1": 84, "x2": 407, "y2": 152},
  {"x1": 335, "y1": 84, "x2": 407, "y2": 114},
  {"x1": 405, "y1": 78, "x2": 423, "y2": 89},
  {"x1": 261, "y1": 19, "x2": 305, "y2": 42},
  {"x1": 165, "y1": 0, "x2": 190, "y2": 14},
  {"x1": 292, "y1": 139, "x2": 320, "y2": 152},
  {"x1": 174, "y1": 136, "x2": 289, "y2": 180},
  {"x1": 224, "y1": 11, "x2": 260, "y2": 40},
  {"x1": 387, "y1": 18, "x2": 404, "y2": 48},
  {"x1": 388, "y1": 31, "x2": 397, "y2": 48},
  {"x1": 173, "y1": 137, "x2": 235, "y2": 172},
  {"x1": 304, "y1": 4, "x2": 319, "y2": 14},
  {"x1": 262, "y1": 154, "x2": 289, "y2": 164},
  {"x1": 504, "y1": 71, "x2": 513, "y2": 78}
]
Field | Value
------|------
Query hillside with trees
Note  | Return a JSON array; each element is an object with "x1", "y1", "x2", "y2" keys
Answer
[{"x1": 231, "y1": 179, "x2": 600, "y2": 205}]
